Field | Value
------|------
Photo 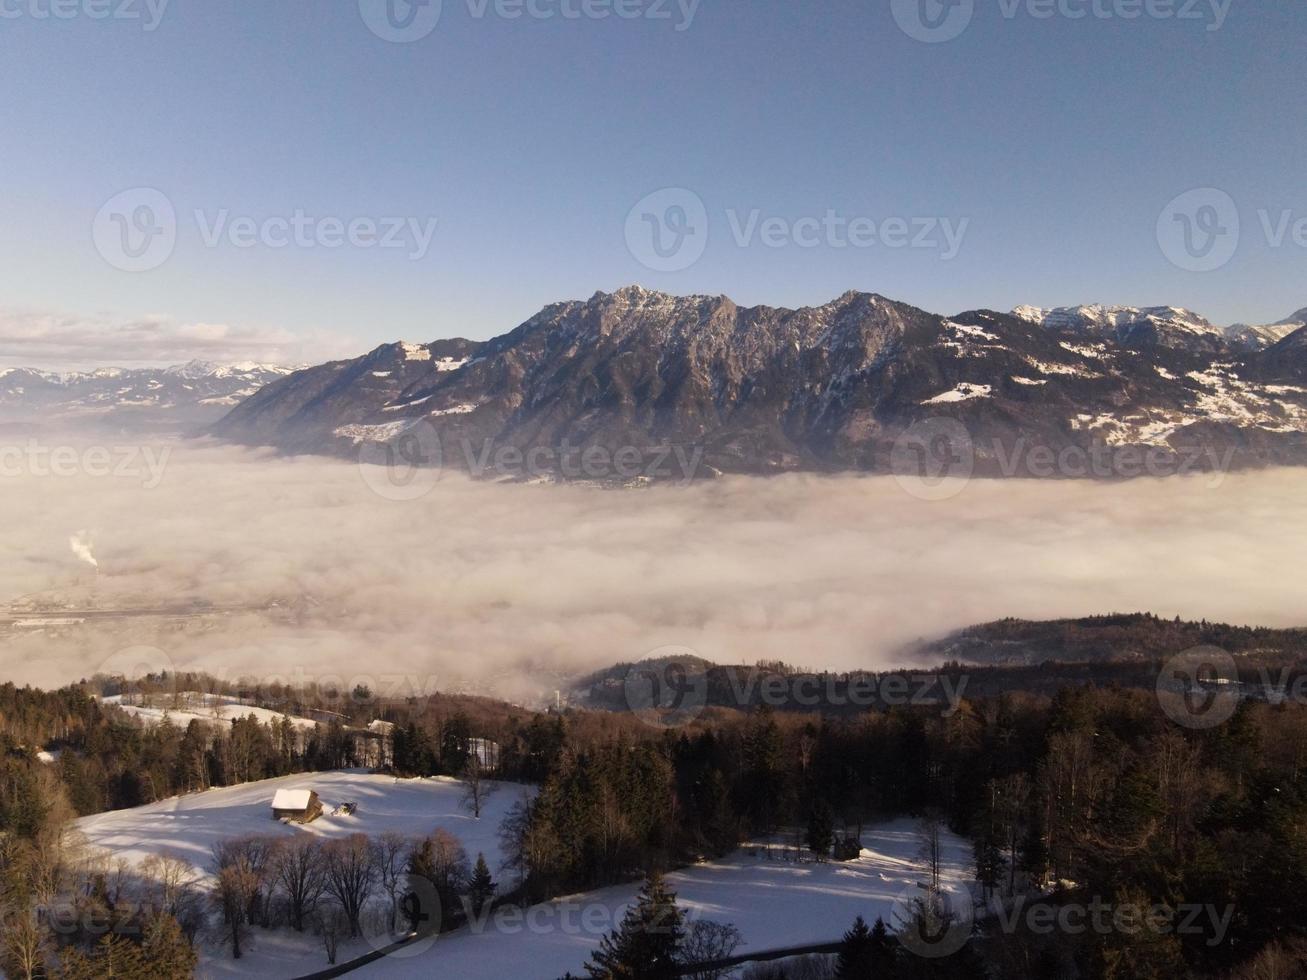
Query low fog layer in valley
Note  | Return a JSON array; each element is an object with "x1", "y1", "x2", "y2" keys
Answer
[{"x1": 3, "y1": 442, "x2": 1303, "y2": 703}]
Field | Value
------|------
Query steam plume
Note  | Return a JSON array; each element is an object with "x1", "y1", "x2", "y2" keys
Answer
[{"x1": 69, "y1": 531, "x2": 98, "y2": 569}]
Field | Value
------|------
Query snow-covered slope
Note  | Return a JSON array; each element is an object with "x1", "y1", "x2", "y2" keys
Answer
[
  {"x1": 74, "y1": 770, "x2": 524, "y2": 884},
  {"x1": 100, "y1": 692, "x2": 322, "y2": 731}
]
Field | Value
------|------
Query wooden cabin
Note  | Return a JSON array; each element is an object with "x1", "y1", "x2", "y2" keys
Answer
[{"x1": 271, "y1": 788, "x2": 323, "y2": 824}]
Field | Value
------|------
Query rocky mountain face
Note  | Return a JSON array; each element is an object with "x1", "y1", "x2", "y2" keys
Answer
[
  {"x1": 211, "y1": 287, "x2": 1307, "y2": 480},
  {"x1": 0, "y1": 361, "x2": 295, "y2": 434}
]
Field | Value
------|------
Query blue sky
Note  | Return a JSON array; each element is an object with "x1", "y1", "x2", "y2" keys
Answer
[{"x1": 1, "y1": 0, "x2": 1304, "y2": 366}]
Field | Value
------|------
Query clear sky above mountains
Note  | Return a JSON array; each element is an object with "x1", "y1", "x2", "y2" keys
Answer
[{"x1": 2, "y1": 0, "x2": 1303, "y2": 366}]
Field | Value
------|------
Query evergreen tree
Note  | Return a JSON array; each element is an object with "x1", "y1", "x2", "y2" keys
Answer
[
  {"x1": 835, "y1": 915, "x2": 876, "y2": 980},
  {"x1": 441, "y1": 712, "x2": 472, "y2": 774},
  {"x1": 468, "y1": 852, "x2": 495, "y2": 915},
  {"x1": 806, "y1": 799, "x2": 835, "y2": 859},
  {"x1": 868, "y1": 917, "x2": 898, "y2": 976},
  {"x1": 584, "y1": 872, "x2": 685, "y2": 980}
]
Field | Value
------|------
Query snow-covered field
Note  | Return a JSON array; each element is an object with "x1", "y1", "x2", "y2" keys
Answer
[
  {"x1": 349, "y1": 819, "x2": 972, "y2": 980},
  {"x1": 100, "y1": 692, "x2": 323, "y2": 730},
  {"x1": 74, "y1": 770, "x2": 524, "y2": 885}
]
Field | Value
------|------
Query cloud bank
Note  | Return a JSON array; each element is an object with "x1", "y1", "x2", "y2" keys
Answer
[
  {"x1": 1, "y1": 442, "x2": 1304, "y2": 703},
  {"x1": 0, "y1": 308, "x2": 357, "y2": 370}
]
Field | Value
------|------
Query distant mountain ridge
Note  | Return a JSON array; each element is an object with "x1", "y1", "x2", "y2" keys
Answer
[
  {"x1": 208, "y1": 287, "x2": 1307, "y2": 479},
  {"x1": 1012, "y1": 303, "x2": 1307, "y2": 352},
  {"x1": 0, "y1": 360, "x2": 295, "y2": 434}
]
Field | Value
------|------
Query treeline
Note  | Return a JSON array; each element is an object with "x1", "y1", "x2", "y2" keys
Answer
[
  {"x1": 0, "y1": 677, "x2": 547, "y2": 821},
  {"x1": 912, "y1": 611, "x2": 1307, "y2": 666}
]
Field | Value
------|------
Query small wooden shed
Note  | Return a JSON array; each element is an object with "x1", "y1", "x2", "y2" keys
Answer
[{"x1": 271, "y1": 788, "x2": 323, "y2": 824}]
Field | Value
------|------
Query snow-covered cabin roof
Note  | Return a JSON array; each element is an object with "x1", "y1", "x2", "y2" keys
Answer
[{"x1": 271, "y1": 789, "x2": 314, "y2": 811}]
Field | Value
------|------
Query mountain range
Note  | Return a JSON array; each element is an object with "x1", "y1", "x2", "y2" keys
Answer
[
  {"x1": 208, "y1": 287, "x2": 1307, "y2": 480},
  {"x1": 0, "y1": 361, "x2": 296, "y2": 434}
]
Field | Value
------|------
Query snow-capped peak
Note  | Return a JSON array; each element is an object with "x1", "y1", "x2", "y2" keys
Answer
[{"x1": 1011, "y1": 305, "x2": 1048, "y2": 324}]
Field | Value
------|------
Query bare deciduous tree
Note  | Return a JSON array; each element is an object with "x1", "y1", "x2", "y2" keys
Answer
[
  {"x1": 212, "y1": 836, "x2": 273, "y2": 927},
  {"x1": 0, "y1": 901, "x2": 51, "y2": 980},
  {"x1": 679, "y1": 919, "x2": 744, "y2": 980},
  {"x1": 316, "y1": 901, "x2": 349, "y2": 966},
  {"x1": 268, "y1": 836, "x2": 326, "y2": 933},
  {"x1": 375, "y1": 832, "x2": 411, "y2": 936},
  {"x1": 460, "y1": 759, "x2": 496, "y2": 819},
  {"x1": 212, "y1": 864, "x2": 259, "y2": 960},
  {"x1": 322, "y1": 834, "x2": 377, "y2": 938}
]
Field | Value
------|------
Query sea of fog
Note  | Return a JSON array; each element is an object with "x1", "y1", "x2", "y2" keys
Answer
[{"x1": 2, "y1": 441, "x2": 1304, "y2": 703}]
